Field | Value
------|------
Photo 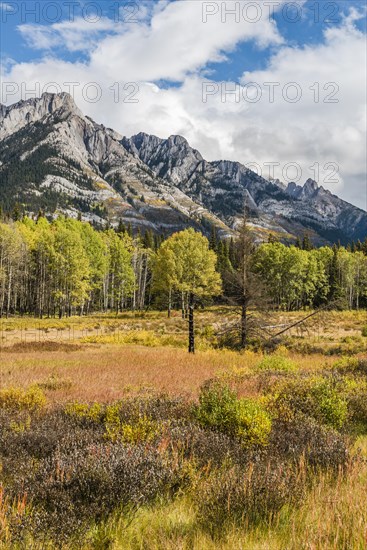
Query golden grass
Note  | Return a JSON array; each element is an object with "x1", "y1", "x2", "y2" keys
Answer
[
  {"x1": 90, "y1": 438, "x2": 367, "y2": 550},
  {"x1": 0, "y1": 345, "x2": 242, "y2": 402},
  {"x1": 0, "y1": 339, "x2": 339, "y2": 404}
]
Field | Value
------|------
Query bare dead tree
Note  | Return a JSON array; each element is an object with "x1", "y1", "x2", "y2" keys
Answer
[{"x1": 220, "y1": 210, "x2": 272, "y2": 349}]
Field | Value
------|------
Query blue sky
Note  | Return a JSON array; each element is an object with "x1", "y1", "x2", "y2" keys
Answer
[{"x1": 0, "y1": 0, "x2": 366, "y2": 208}]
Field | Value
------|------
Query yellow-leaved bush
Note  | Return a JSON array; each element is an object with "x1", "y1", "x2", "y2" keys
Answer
[
  {"x1": 195, "y1": 381, "x2": 271, "y2": 447},
  {"x1": 0, "y1": 385, "x2": 46, "y2": 413}
]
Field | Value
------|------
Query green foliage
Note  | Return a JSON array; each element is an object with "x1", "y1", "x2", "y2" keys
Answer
[
  {"x1": 104, "y1": 404, "x2": 161, "y2": 444},
  {"x1": 256, "y1": 354, "x2": 297, "y2": 373},
  {"x1": 266, "y1": 377, "x2": 348, "y2": 430},
  {"x1": 195, "y1": 381, "x2": 271, "y2": 446},
  {"x1": 152, "y1": 228, "x2": 222, "y2": 299},
  {"x1": 361, "y1": 326, "x2": 367, "y2": 337},
  {"x1": 253, "y1": 242, "x2": 367, "y2": 310},
  {"x1": 122, "y1": 417, "x2": 159, "y2": 444},
  {"x1": 0, "y1": 215, "x2": 136, "y2": 317},
  {"x1": 1, "y1": 213, "x2": 367, "y2": 317}
]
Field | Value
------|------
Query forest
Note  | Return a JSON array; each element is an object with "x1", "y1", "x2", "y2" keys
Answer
[{"x1": 1, "y1": 214, "x2": 367, "y2": 320}]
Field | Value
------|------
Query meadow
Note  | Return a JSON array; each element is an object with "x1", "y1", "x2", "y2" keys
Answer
[{"x1": 0, "y1": 308, "x2": 366, "y2": 549}]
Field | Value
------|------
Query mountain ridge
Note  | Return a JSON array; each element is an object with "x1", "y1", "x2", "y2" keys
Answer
[{"x1": 0, "y1": 92, "x2": 366, "y2": 244}]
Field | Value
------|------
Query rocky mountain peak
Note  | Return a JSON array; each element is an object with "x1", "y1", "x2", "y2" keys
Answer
[
  {"x1": 0, "y1": 93, "x2": 366, "y2": 244},
  {"x1": 167, "y1": 134, "x2": 189, "y2": 147},
  {"x1": 121, "y1": 132, "x2": 164, "y2": 160},
  {"x1": 303, "y1": 178, "x2": 318, "y2": 195},
  {"x1": 286, "y1": 179, "x2": 319, "y2": 199},
  {"x1": 0, "y1": 92, "x2": 83, "y2": 140}
]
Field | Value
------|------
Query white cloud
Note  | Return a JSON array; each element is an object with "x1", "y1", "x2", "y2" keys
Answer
[
  {"x1": 1, "y1": 0, "x2": 366, "y2": 208},
  {"x1": 17, "y1": 18, "x2": 120, "y2": 52}
]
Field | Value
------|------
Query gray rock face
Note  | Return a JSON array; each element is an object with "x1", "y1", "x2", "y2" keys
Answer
[
  {"x1": 123, "y1": 132, "x2": 204, "y2": 185},
  {"x1": 126, "y1": 127, "x2": 367, "y2": 243},
  {"x1": 0, "y1": 92, "x2": 84, "y2": 140},
  {"x1": 0, "y1": 93, "x2": 229, "y2": 236},
  {"x1": 0, "y1": 92, "x2": 366, "y2": 243}
]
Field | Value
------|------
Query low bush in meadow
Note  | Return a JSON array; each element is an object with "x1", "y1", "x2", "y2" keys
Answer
[
  {"x1": 194, "y1": 380, "x2": 272, "y2": 447},
  {"x1": 265, "y1": 376, "x2": 348, "y2": 430},
  {"x1": 255, "y1": 354, "x2": 298, "y2": 373},
  {"x1": 197, "y1": 460, "x2": 306, "y2": 534}
]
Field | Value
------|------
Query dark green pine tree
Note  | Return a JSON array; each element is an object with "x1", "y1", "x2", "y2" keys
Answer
[
  {"x1": 11, "y1": 203, "x2": 22, "y2": 222},
  {"x1": 209, "y1": 225, "x2": 218, "y2": 251},
  {"x1": 295, "y1": 236, "x2": 302, "y2": 249},
  {"x1": 216, "y1": 240, "x2": 232, "y2": 273},
  {"x1": 143, "y1": 229, "x2": 155, "y2": 250},
  {"x1": 154, "y1": 233, "x2": 165, "y2": 251},
  {"x1": 328, "y1": 244, "x2": 342, "y2": 303},
  {"x1": 117, "y1": 218, "x2": 126, "y2": 235},
  {"x1": 302, "y1": 233, "x2": 313, "y2": 251},
  {"x1": 229, "y1": 237, "x2": 238, "y2": 269}
]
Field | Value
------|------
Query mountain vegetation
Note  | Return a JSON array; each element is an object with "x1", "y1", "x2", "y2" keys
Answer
[{"x1": 1, "y1": 93, "x2": 367, "y2": 244}]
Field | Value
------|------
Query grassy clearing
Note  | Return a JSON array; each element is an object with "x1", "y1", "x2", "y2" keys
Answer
[{"x1": 0, "y1": 343, "x2": 337, "y2": 403}]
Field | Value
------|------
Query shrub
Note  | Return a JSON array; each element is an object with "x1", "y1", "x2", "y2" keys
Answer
[
  {"x1": 266, "y1": 376, "x2": 348, "y2": 430},
  {"x1": 347, "y1": 391, "x2": 367, "y2": 430},
  {"x1": 0, "y1": 386, "x2": 46, "y2": 413},
  {"x1": 17, "y1": 442, "x2": 181, "y2": 544},
  {"x1": 195, "y1": 381, "x2": 271, "y2": 447},
  {"x1": 167, "y1": 422, "x2": 248, "y2": 467},
  {"x1": 112, "y1": 394, "x2": 190, "y2": 423},
  {"x1": 332, "y1": 357, "x2": 360, "y2": 374},
  {"x1": 355, "y1": 359, "x2": 367, "y2": 376},
  {"x1": 268, "y1": 415, "x2": 351, "y2": 470},
  {"x1": 361, "y1": 326, "x2": 367, "y2": 337},
  {"x1": 64, "y1": 396, "x2": 189, "y2": 444},
  {"x1": 335, "y1": 358, "x2": 367, "y2": 377},
  {"x1": 104, "y1": 404, "x2": 160, "y2": 444},
  {"x1": 256, "y1": 354, "x2": 297, "y2": 373},
  {"x1": 119, "y1": 417, "x2": 160, "y2": 444},
  {"x1": 342, "y1": 378, "x2": 367, "y2": 430},
  {"x1": 64, "y1": 402, "x2": 103, "y2": 424}
]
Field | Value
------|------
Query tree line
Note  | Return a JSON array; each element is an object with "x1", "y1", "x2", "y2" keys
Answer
[{"x1": 1, "y1": 216, "x2": 367, "y2": 323}]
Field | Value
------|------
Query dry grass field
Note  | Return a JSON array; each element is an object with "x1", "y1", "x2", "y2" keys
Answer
[{"x1": 0, "y1": 308, "x2": 366, "y2": 404}]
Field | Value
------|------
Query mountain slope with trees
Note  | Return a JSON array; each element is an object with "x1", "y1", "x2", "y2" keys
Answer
[{"x1": 1, "y1": 92, "x2": 366, "y2": 244}]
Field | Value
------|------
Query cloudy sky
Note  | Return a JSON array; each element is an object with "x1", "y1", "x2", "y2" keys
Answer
[{"x1": 1, "y1": 0, "x2": 366, "y2": 208}]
